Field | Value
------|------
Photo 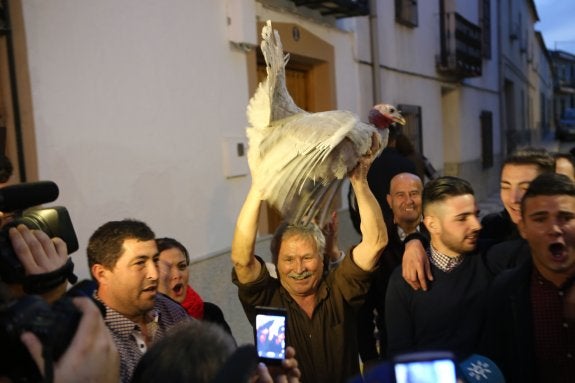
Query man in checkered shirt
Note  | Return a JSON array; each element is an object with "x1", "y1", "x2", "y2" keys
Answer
[{"x1": 87, "y1": 219, "x2": 190, "y2": 383}]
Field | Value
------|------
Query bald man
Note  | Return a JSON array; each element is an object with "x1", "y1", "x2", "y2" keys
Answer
[{"x1": 357, "y1": 172, "x2": 427, "y2": 363}]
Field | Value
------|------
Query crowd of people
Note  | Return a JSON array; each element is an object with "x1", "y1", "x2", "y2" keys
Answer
[{"x1": 0, "y1": 136, "x2": 574, "y2": 383}]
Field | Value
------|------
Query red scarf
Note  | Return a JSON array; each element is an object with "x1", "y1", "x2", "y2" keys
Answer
[{"x1": 180, "y1": 285, "x2": 204, "y2": 319}]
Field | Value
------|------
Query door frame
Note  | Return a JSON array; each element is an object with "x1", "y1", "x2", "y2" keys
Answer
[{"x1": 246, "y1": 21, "x2": 336, "y2": 234}]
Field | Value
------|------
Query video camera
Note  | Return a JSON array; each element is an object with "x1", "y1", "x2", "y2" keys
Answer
[
  {"x1": 0, "y1": 281, "x2": 98, "y2": 382},
  {"x1": 0, "y1": 181, "x2": 84, "y2": 382},
  {"x1": 0, "y1": 181, "x2": 79, "y2": 284}
]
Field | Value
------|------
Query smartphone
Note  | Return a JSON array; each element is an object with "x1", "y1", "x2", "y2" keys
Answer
[
  {"x1": 393, "y1": 351, "x2": 457, "y2": 383},
  {"x1": 254, "y1": 306, "x2": 287, "y2": 365}
]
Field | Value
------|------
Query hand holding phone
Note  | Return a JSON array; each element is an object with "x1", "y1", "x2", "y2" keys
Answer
[
  {"x1": 254, "y1": 306, "x2": 287, "y2": 365},
  {"x1": 393, "y1": 351, "x2": 457, "y2": 383}
]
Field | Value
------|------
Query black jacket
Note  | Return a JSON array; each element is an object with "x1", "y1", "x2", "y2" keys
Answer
[{"x1": 480, "y1": 259, "x2": 536, "y2": 382}]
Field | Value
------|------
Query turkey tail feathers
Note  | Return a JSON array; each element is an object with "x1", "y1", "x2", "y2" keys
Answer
[{"x1": 289, "y1": 179, "x2": 343, "y2": 227}]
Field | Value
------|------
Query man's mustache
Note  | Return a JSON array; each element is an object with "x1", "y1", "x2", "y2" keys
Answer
[{"x1": 287, "y1": 271, "x2": 313, "y2": 280}]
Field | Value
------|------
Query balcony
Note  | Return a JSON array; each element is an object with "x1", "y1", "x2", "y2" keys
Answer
[
  {"x1": 291, "y1": 0, "x2": 369, "y2": 18},
  {"x1": 555, "y1": 78, "x2": 575, "y2": 94},
  {"x1": 437, "y1": 12, "x2": 482, "y2": 78}
]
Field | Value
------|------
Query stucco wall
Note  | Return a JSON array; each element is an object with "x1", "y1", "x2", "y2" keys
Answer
[{"x1": 20, "y1": 1, "x2": 363, "y2": 282}]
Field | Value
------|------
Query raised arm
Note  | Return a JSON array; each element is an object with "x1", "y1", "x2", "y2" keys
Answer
[
  {"x1": 231, "y1": 186, "x2": 264, "y2": 283},
  {"x1": 350, "y1": 144, "x2": 388, "y2": 271}
]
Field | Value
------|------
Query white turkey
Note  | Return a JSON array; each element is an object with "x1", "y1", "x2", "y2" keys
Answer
[{"x1": 246, "y1": 20, "x2": 405, "y2": 225}]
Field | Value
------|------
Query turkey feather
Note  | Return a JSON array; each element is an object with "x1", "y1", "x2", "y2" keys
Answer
[{"x1": 246, "y1": 20, "x2": 393, "y2": 225}]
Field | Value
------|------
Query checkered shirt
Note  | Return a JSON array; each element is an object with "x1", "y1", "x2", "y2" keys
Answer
[
  {"x1": 429, "y1": 245, "x2": 464, "y2": 272},
  {"x1": 95, "y1": 292, "x2": 190, "y2": 383}
]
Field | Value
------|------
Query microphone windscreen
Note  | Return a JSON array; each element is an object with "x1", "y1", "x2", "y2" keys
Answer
[
  {"x1": 459, "y1": 354, "x2": 505, "y2": 383},
  {"x1": 0, "y1": 181, "x2": 59, "y2": 212}
]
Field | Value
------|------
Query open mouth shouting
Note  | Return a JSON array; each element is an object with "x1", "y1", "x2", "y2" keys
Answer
[
  {"x1": 549, "y1": 242, "x2": 567, "y2": 262},
  {"x1": 171, "y1": 282, "x2": 185, "y2": 297}
]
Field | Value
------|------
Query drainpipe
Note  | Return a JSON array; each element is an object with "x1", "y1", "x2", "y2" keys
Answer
[
  {"x1": 3, "y1": 0, "x2": 26, "y2": 181},
  {"x1": 497, "y1": 0, "x2": 506, "y2": 157},
  {"x1": 369, "y1": 0, "x2": 381, "y2": 104}
]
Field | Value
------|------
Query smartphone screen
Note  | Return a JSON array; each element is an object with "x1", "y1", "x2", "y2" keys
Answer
[
  {"x1": 254, "y1": 306, "x2": 287, "y2": 364},
  {"x1": 394, "y1": 358, "x2": 457, "y2": 383}
]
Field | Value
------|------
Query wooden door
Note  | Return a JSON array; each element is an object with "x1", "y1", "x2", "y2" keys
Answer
[{"x1": 256, "y1": 64, "x2": 310, "y2": 230}]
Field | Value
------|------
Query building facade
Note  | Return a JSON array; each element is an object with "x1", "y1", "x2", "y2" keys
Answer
[
  {"x1": 0, "y1": 0, "x2": 555, "y2": 343},
  {"x1": 550, "y1": 49, "x2": 575, "y2": 122}
]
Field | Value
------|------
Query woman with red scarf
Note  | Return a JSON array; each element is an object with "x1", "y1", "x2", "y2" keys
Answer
[{"x1": 156, "y1": 237, "x2": 233, "y2": 336}]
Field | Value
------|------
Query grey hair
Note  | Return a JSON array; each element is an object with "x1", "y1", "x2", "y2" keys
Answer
[{"x1": 270, "y1": 222, "x2": 326, "y2": 265}]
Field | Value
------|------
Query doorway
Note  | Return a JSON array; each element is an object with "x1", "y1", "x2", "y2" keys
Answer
[{"x1": 248, "y1": 21, "x2": 336, "y2": 234}]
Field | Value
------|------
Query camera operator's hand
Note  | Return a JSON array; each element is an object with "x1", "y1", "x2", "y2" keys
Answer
[
  {"x1": 9, "y1": 224, "x2": 69, "y2": 302},
  {"x1": 10, "y1": 224, "x2": 68, "y2": 275},
  {"x1": 19, "y1": 297, "x2": 120, "y2": 383},
  {"x1": 250, "y1": 346, "x2": 301, "y2": 383}
]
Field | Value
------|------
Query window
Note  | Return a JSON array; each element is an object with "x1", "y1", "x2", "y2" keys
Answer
[
  {"x1": 397, "y1": 104, "x2": 423, "y2": 154},
  {"x1": 480, "y1": 111, "x2": 494, "y2": 169},
  {"x1": 395, "y1": 0, "x2": 418, "y2": 27},
  {"x1": 480, "y1": 0, "x2": 491, "y2": 59}
]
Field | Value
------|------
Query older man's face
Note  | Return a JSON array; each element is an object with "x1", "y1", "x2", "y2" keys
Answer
[
  {"x1": 276, "y1": 234, "x2": 323, "y2": 298},
  {"x1": 387, "y1": 173, "x2": 423, "y2": 228}
]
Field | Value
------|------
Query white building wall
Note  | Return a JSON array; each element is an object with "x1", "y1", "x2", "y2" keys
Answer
[
  {"x1": 337, "y1": 16, "x2": 373, "y2": 115},
  {"x1": 363, "y1": 0, "x2": 501, "y2": 191},
  {"x1": 378, "y1": 0, "x2": 441, "y2": 79},
  {"x1": 20, "y1": 0, "x2": 365, "y2": 281},
  {"x1": 498, "y1": 0, "x2": 542, "y2": 151},
  {"x1": 383, "y1": 74, "x2": 445, "y2": 168},
  {"x1": 373, "y1": 0, "x2": 446, "y2": 171},
  {"x1": 530, "y1": 31, "x2": 554, "y2": 140},
  {"x1": 445, "y1": 0, "x2": 501, "y2": 197}
]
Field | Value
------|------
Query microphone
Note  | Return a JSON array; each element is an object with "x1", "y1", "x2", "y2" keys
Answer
[
  {"x1": 348, "y1": 353, "x2": 505, "y2": 383},
  {"x1": 0, "y1": 181, "x2": 59, "y2": 212}
]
